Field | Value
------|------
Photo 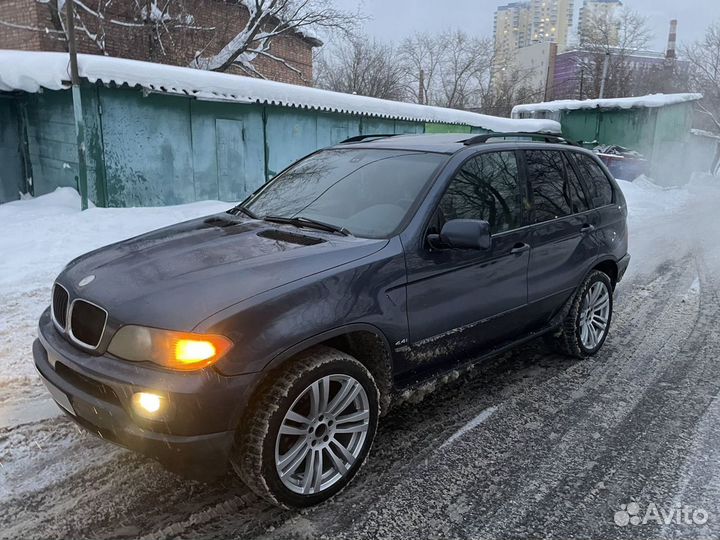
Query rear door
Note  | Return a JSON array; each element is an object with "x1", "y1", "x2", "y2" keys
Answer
[
  {"x1": 570, "y1": 152, "x2": 625, "y2": 258},
  {"x1": 523, "y1": 149, "x2": 598, "y2": 324}
]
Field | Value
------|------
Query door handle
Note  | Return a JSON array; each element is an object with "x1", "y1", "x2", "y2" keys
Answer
[
  {"x1": 510, "y1": 242, "x2": 531, "y2": 255},
  {"x1": 581, "y1": 224, "x2": 596, "y2": 234}
]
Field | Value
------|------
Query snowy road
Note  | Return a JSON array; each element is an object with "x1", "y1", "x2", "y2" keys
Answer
[{"x1": 2, "y1": 178, "x2": 720, "y2": 539}]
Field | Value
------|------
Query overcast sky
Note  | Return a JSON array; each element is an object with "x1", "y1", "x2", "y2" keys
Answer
[{"x1": 334, "y1": 0, "x2": 719, "y2": 52}]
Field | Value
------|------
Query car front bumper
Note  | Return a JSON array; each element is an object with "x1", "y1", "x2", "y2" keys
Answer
[{"x1": 33, "y1": 308, "x2": 259, "y2": 480}]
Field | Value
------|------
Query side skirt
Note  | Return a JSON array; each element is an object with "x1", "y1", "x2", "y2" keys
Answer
[{"x1": 392, "y1": 323, "x2": 558, "y2": 397}]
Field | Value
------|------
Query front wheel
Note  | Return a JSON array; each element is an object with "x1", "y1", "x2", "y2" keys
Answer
[
  {"x1": 546, "y1": 270, "x2": 613, "y2": 358},
  {"x1": 232, "y1": 346, "x2": 379, "y2": 508}
]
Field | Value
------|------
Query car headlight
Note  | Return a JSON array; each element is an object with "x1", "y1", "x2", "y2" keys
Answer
[{"x1": 107, "y1": 325, "x2": 233, "y2": 371}]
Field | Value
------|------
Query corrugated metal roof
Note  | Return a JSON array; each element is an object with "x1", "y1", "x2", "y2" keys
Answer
[
  {"x1": 0, "y1": 50, "x2": 561, "y2": 133},
  {"x1": 512, "y1": 93, "x2": 703, "y2": 117}
]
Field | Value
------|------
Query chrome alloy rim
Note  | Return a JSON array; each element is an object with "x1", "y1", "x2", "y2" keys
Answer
[
  {"x1": 275, "y1": 374, "x2": 370, "y2": 495},
  {"x1": 579, "y1": 281, "x2": 611, "y2": 349}
]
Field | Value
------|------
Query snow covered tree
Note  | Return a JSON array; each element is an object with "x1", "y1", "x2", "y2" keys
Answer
[
  {"x1": 0, "y1": 0, "x2": 357, "y2": 81},
  {"x1": 189, "y1": 0, "x2": 357, "y2": 74},
  {"x1": 0, "y1": 0, "x2": 209, "y2": 58}
]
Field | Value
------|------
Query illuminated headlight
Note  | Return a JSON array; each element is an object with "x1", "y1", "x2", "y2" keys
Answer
[{"x1": 107, "y1": 325, "x2": 233, "y2": 371}]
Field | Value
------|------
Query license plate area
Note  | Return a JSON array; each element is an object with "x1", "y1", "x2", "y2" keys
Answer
[{"x1": 38, "y1": 371, "x2": 76, "y2": 416}]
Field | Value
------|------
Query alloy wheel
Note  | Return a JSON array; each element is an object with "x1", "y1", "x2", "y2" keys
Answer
[
  {"x1": 274, "y1": 374, "x2": 370, "y2": 495},
  {"x1": 579, "y1": 281, "x2": 611, "y2": 349}
]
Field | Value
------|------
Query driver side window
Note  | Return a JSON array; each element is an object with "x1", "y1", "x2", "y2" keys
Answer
[{"x1": 436, "y1": 151, "x2": 522, "y2": 235}]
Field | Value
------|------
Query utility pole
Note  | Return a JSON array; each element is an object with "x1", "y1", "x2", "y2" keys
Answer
[
  {"x1": 418, "y1": 69, "x2": 425, "y2": 105},
  {"x1": 599, "y1": 51, "x2": 611, "y2": 99},
  {"x1": 65, "y1": 0, "x2": 89, "y2": 210}
]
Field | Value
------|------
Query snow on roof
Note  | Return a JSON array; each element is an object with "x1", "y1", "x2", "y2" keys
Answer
[
  {"x1": 0, "y1": 50, "x2": 560, "y2": 133},
  {"x1": 690, "y1": 128, "x2": 720, "y2": 140},
  {"x1": 512, "y1": 93, "x2": 703, "y2": 117}
]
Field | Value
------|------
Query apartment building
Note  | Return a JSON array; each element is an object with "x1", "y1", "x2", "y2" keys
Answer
[
  {"x1": 578, "y1": 0, "x2": 624, "y2": 46},
  {"x1": 494, "y1": 0, "x2": 574, "y2": 59}
]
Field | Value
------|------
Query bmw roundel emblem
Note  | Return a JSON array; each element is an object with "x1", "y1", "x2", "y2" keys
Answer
[{"x1": 78, "y1": 274, "x2": 95, "y2": 287}]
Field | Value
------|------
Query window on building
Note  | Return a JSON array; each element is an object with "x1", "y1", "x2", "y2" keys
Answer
[{"x1": 437, "y1": 151, "x2": 522, "y2": 234}]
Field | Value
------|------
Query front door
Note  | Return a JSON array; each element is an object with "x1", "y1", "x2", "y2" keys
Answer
[{"x1": 404, "y1": 150, "x2": 531, "y2": 374}]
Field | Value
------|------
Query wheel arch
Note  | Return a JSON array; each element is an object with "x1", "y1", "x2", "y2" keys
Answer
[
  {"x1": 592, "y1": 257, "x2": 619, "y2": 289},
  {"x1": 261, "y1": 324, "x2": 395, "y2": 416}
]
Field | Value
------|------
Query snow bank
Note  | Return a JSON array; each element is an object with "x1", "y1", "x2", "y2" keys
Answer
[
  {"x1": 512, "y1": 93, "x2": 702, "y2": 118},
  {"x1": 616, "y1": 175, "x2": 690, "y2": 221},
  {"x1": 0, "y1": 50, "x2": 560, "y2": 133},
  {"x1": 0, "y1": 187, "x2": 227, "y2": 293},
  {"x1": 0, "y1": 188, "x2": 228, "y2": 395}
]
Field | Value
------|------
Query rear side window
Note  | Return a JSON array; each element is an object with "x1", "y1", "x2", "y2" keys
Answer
[
  {"x1": 564, "y1": 154, "x2": 591, "y2": 213},
  {"x1": 438, "y1": 151, "x2": 522, "y2": 234},
  {"x1": 573, "y1": 154, "x2": 614, "y2": 207},
  {"x1": 526, "y1": 150, "x2": 588, "y2": 223}
]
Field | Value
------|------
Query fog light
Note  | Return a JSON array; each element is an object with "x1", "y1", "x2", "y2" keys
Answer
[{"x1": 132, "y1": 391, "x2": 164, "y2": 418}]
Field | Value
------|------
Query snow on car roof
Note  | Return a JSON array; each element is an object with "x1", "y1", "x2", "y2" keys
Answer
[
  {"x1": 0, "y1": 50, "x2": 560, "y2": 133},
  {"x1": 511, "y1": 93, "x2": 703, "y2": 117}
]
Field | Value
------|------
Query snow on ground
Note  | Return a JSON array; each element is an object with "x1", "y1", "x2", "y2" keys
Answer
[
  {"x1": 617, "y1": 175, "x2": 690, "y2": 220},
  {"x1": 0, "y1": 188, "x2": 228, "y2": 409},
  {"x1": 0, "y1": 174, "x2": 718, "y2": 539}
]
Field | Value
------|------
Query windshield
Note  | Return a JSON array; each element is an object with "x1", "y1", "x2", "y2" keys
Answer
[{"x1": 242, "y1": 149, "x2": 447, "y2": 238}]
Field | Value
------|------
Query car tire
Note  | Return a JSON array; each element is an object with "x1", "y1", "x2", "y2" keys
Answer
[
  {"x1": 231, "y1": 346, "x2": 379, "y2": 508},
  {"x1": 546, "y1": 270, "x2": 613, "y2": 358}
]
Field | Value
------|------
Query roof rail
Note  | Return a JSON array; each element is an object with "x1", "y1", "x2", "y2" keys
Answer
[
  {"x1": 463, "y1": 132, "x2": 579, "y2": 146},
  {"x1": 340, "y1": 134, "x2": 402, "y2": 144}
]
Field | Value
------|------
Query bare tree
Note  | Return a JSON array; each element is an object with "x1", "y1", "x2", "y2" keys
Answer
[
  {"x1": 482, "y1": 68, "x2": 545, "y2": 117},
  {"x1": 438, "y1": 31, "x2": 494, "y2": 109},
  {"x1": 683, "y1": 20, "x2": 720, "y2": 132},
  {"x1": 190, "y1": 0, "x2": 357, "y2": 74},
  {"x1": 398, "y1": 32, "x2": 443, "y2": 105},
  {"x1": 398, "y1": 30, "x2": 494, "y2": 110},
  {"x1": 574, "y1": 8, "x2": 654, "y2": 98},
  {"x1": 314, "y1": 34, "x2": 406, "y2": 100}
]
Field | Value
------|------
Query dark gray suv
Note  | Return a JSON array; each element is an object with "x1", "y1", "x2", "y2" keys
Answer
[{"x1": 33, "y1": 133, "x2": 630, "y2": 508}]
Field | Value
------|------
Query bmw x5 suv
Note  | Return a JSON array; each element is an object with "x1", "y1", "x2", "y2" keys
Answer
[{"x1": 34, "y1": 133, "x2": 630, "y2": 508}]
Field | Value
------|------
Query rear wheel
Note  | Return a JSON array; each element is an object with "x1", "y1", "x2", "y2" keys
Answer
[
  {"x1": 232, "y1": 346, "x2": 379, "y2": 508},
  {"x1": 546, "y1": 270, "x2": 613, "y2": 358}
]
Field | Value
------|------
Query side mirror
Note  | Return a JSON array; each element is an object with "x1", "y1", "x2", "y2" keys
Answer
[{"x1": 428, "y1": 219, "x2": 491, "y2": 250}]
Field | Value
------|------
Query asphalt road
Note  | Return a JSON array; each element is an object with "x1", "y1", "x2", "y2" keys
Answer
[{"x1": 2, "y1": 181, "x2": 720, "y2": 540}]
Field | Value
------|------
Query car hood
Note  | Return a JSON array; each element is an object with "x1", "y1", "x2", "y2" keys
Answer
[{"x1": 59, "y1": 214, "x2": 387, "y2": 330}]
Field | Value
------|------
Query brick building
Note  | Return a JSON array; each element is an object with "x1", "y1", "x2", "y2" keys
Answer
[{"x1": 0, "y1": 0, "x2": 319, "y2": 85}]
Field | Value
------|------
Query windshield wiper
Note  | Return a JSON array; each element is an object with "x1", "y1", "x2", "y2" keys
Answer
[
  {"x1": 264, "y1": 215, "x2": 352, "y2": 236},
  {"x1": 227, "y1": 205, "x2": 259, "y2": 219}
]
